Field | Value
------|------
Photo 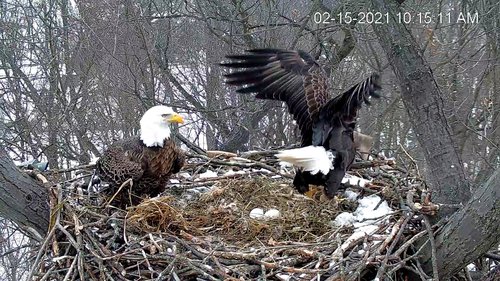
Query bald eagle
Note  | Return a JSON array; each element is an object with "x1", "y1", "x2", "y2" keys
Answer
[
  {"x1": 221, "y1": 49, "x2": 381, "y2": 198},
  {"x1": 96, "y1": 106, "x2": 185, "y2": 207}
]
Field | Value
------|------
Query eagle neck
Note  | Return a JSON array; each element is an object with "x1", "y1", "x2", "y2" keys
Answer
[{"x1": 140, "y1": 124, "x2": 171, "y2": 147}]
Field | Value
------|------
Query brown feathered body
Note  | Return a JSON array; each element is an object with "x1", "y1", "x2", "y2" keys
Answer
[{"x1": 96, "y1": 136, "x2": 184, "y2": 207}]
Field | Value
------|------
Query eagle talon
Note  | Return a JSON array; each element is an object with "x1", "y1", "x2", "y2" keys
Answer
[
  {"x1": 296, "y1": 185, "x2": 310, "y2": 194},
  {"x1": 324, "y1": 187, "x2": 337, "y2": 199},
  {"x1": 304, "y1": 186, "x2": 323, "y2": 199}
]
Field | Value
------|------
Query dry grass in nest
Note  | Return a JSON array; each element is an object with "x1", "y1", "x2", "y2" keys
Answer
[
  {"x1": 127, "y1": 177, "x2": 357, "y2": 245},
  {"x1": 38, "y1": 158, "x2": 455, "y2": 281},
  {"x1": 127, "y1": 196, "x2": 199, "y2": 234}
]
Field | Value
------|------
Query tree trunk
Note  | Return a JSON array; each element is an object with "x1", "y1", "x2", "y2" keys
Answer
[
  {"x1": 0, "y1": 148, "x2": 49, "y2": 239},
  {"x1": 421, "y1": 168, "x2": 500, "y2": 279},
  {"x1": 370, "y1": 0, "x2": 499, "y2": 277},
  {"x1": 371, "y1": 0, "x2": 471, "y2": 213}
]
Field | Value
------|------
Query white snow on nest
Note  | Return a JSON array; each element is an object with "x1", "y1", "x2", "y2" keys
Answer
[
  {"x1": 331, "y1": 194, "x2": 393, "y2": 264},
  {"x1": 169, "y1": 179, "x2": 180, "y2": 184},
  {"x1": 178, "y1": 172, "x2": 192, "y2": 179},
  {"x1": 222, "y1": 169, "x2": 247, "y2": 176},
  {"x1": 89, "y1": 156, "x2": 99, "y2": 165},
  {"x1": 279, "y1": 161, "x2": 293, "y2": 168},
  {"x1": 253, "y1": 168, "x2": 272, "y2": 174},
  {"x1": 197, "y1": 170, "x2": 218, "y2": 179},
  {"x1": 276, "y1": 273, "x2": 292, "y2": 281},
  {"x1": 333, "y1": 212, "x2": 356, "y2": 227},
  {"x1": 342, "y1": 174, "x2": 371, "y2": 187},
  {"x1": 344, "y1": 189, "x2": 359, "y2": 201},
  {"x1": 353, "y1": 195, "x2": 392, "y2": 223}
]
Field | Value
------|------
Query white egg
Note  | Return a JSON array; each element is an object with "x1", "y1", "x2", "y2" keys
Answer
[
  {"x1": 249, "y1": 208, "x2": 264, "y2": 219},
  {"x1": 264, "y1": 208, "x2": 280, "y2": 219}
]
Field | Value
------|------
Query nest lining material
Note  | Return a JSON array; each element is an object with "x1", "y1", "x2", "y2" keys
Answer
[{"x1": 32, "y1": 154, "x2": 445, "y2": 281}]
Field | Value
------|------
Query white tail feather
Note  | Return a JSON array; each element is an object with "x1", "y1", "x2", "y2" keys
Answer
[{"x1": 276, "y1": 146, "x2": 333, "y2": 175}]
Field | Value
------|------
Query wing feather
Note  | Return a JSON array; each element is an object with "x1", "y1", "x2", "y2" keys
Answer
[
  {"x1": 325, "y1": 73, "x2": 381, "y2": 122},
  {"x1": 312, "y1": 73, "x2": 381, "y2": 146},
  {"x1": 96, "y1": 137, "x2": 145, "y2": 185},
  {"x1": 221, "y1": 49, "x2": 330, "y2": 145}
]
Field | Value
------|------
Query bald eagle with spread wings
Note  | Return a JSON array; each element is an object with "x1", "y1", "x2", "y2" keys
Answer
[
  {"x1": 221, "y1": 49, "x2": 381, "y2": 198},
  {"x1": 96, "y1": 106, "x2": 185, "y2": 207}
]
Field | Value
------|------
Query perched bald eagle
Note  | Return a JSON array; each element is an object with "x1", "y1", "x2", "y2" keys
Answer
[
  {"x1": 96, "y1": 106, "x2": 185, "y2": 207},
  {"x1": 221, "y1": 49, "x2": 381, "y2": 198}
]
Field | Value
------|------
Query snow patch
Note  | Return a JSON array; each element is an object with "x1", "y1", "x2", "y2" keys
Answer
[
  {"x1": 223, "y1": 169, "x2": 247, "y2": 176},
  {"x1": 344, "y1": 189, "x2": 359, "y2": 201},
  {"x1": 331, "y1": 194, "x2": 393, "y2": 265},
  {"x1": 89, "y1": 156, "x2": 99, "y2": 165},
  {"x1": 197, "y1": 170, "x2": 218, "y2": 179},
  {"x1": 354, "y1": 195, "x2": 392, "y2": 222},
  {"x1": 333, "y1": 212, "x2": 356, "y2": 227},
  {"x1": 276, "y1": 273, "x2": 292, "y2": 281},
  {"x1": 333, "y1": 195, "x2": 392, "y2": 228},
  {"x1": 342, "y1": 174, "x2": 371, "y2": 187},
  {"x1": 279, "y1": 161, "x2": 293, "y2": 168},
  {"x1": 178, "y1": 172, "x2": 192, "y2": 179}
]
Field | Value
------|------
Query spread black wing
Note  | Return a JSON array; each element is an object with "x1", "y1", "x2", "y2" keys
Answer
[
  {"x1": 312, "y1": 73, "x2": 381, "y2": 146},
  {"x1": 221, "y1": 49, "x2": 330, "y2": 146}
]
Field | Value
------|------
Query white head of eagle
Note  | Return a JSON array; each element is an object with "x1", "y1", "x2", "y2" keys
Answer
[{"x1": 140, "y1": 105, "x2": 184, "y2": 147}]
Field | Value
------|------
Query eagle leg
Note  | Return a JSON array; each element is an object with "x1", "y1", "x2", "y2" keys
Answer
[
  {"x1": 324, "y1": 150, "x2": 349, "y2": 198},
  {"x1": 324, "y1": 169, "x2": 344, "y2": 198},
  {"x1": 293, "y1": 170, "x2": 310, "y2": 194}
]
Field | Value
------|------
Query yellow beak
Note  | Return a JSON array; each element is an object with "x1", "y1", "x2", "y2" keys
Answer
[{"x1": 167, "y1": 113, "x2": 184, "y2": 124}]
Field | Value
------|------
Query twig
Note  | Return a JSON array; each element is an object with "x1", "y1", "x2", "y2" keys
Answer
[
  {"x1": 423, "y1": 215, "x2": 440, "y2": 281},
  {"x1": 26, "y1": 226, "x2": 57, "y2": 281},
  {"x1": 175, "y1": 134, "x2": 206, "y2": 154},
  {"x1": 375, "y1": 215, "x2": 411, "y2": 279},
  {"x1": 47, "y1": 163, "x2": 96, "y2": 174},
  {"x1": 484, "y1": 252, "x2": 500, "y2": 261},
  {"x1": 187, "y1": 152, "x2": 292, "y2": 178},
  {"x1": 105, "y1": 178, "x2": 133, "y2": 207},
  {"x1": 62, "y1": 255, "x2": 78, "y2": 281}
]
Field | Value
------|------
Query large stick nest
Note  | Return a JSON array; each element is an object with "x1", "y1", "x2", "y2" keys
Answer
[{"x1": 31, "y1": 151, "x2": 472, "y2": 281}]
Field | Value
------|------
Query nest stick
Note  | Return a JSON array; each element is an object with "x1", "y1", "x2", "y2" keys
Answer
[{"x1": 105, "y1": 178, "x2": 133, "y2": 207}]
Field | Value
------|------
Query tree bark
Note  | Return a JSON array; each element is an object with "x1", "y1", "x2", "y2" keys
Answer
[
  {"x1": 0, "y1": 148, "x2": 49, "y2": 239},
  {"x1": 371, "y1": 0, "x2": 471, "y2": 212},
  {"x1": 370, "y1": 0, "x2": 499, "y2": 278},
  {"x1": 421, "y1": 168, "x2": 500, "y2": 279}
]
